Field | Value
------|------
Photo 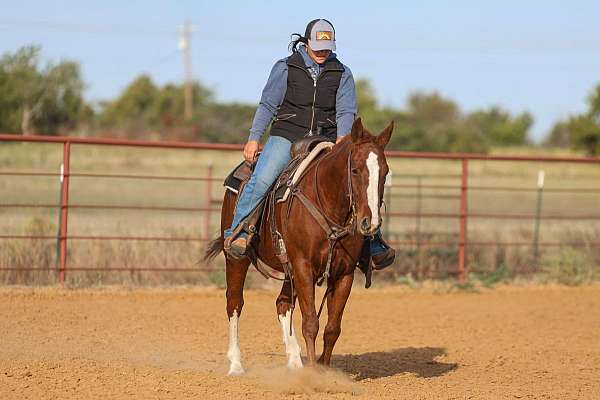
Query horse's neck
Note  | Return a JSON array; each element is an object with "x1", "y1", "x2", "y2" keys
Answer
[{"x1": 314, "y1": 144, "x2": 351, "y2": 222}]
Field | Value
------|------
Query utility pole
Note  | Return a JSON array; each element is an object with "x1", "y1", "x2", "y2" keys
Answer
[{"x1": 179, "y1": 21, "x2": 193, "y2": 121}]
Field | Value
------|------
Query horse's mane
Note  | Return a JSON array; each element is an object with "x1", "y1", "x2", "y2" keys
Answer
[{"x1": 329, "y1": 131, "x2": 377, "y2": 157}]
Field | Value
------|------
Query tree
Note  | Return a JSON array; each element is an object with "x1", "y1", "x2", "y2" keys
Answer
[
  {"x1": 354, "y1": 79, "x2": 405, "y2": 140},
  {"x1": 98, "y1": 75, "x2": 214, "y2": 136},
  {"x1": 400, "y1": 92, "x2": 488, "y2": 153},
  {"x1": 197, "y1": 103, "x2": 256, "y2": 144},
  {"x1": 354, "y1": 81, "x2": 492, "y2": 153},
  {"x1": 546, "y1": 83, "x2": 600, "y2": 155},
  {"x1": 468, "y1": 107, "x2": 533, "y2": 146},
  {"x1": 543, "y1": 121, "x2": 570, "y2": 148},
  {"x1": 99, "y1": 75, "x2": 158, "y2": 129},
  {"x1": 149, "y1": 82, "x2": 213, "y2": 128},
  {"x1": 0, "y1": 46, "x2": 87, "y2": 134},
  {"x1": 567, "y1": 115, "x2": 600, "y2": 156},
  {"x1": 355, "y1": 79, "x2": 378, "y2": 117},
  {"x1": 588, "y1": 84, "x2": 600, "y2": 122},
  {"x1": 407, "y1": 92, "x2": 459, "y2": 124}
]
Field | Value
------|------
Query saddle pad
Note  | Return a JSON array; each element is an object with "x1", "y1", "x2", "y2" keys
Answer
[{"x1": 276, "y1": 141, "x2": 334, "y2": 203}]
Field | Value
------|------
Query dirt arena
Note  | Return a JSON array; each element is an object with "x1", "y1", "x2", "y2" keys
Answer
[{"x1": 1, "y1": 284, "x2": 599, "y2": 399}]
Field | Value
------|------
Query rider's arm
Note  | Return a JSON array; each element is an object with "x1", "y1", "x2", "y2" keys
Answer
[
  {"x1": 248, "y1": 59, "x2": 288, "y2": 142},
  {"x1": 335, "y1": 65, "x2": 358, "y2": 139}
]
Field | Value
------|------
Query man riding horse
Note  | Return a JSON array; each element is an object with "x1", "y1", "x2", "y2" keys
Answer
[{"x1": 223, "y1": 19, "x2": 395, "y2": 269}]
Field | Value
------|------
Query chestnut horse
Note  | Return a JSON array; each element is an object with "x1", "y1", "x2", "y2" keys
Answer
[{"x1": 204, "y1": 118, "x2": 393, "y2": 375}]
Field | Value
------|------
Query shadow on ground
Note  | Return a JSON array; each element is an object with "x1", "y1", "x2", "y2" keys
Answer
[{"x1": 332, "y1": 347, "x2": 457, "y2": 380}]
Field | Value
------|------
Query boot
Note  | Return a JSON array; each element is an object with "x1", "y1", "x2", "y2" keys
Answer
[
  {"x1": 224, "y1": 232, "x2": 249, "y2": 259},
  {"x1": 370, "y1": 230, "x2": 395, "y2": 270}
]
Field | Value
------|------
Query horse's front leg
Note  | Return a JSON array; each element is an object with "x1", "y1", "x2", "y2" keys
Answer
[
  {"x1": 293, "y1": 262, "x2": 319, "y2": 364},
  {"x1": 276, "y1": 279, "x2": 302, "y2": 369},
  {"x1": 225, "y1": 256, "x2": 250, "y2": 375},
  {"x1": 318, "y1": 272, "x2": 354, "y2": 366}
]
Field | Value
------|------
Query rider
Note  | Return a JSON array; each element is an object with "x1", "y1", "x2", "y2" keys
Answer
[{"x1": 223, "y1": 18, "x2": 395, "y2": 269}]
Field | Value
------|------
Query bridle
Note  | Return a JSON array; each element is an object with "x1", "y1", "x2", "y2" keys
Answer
[{"x1": 312, "y1": 144, "x2": 357, "y2": 236}]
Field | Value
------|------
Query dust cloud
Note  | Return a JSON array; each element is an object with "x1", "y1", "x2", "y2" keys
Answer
[{"x1": 245, "y1": 364, "x2": 363, "y2": 395}]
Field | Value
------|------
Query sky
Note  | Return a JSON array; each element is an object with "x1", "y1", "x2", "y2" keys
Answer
[{"x1": 2, "y1": 0, "x2": 600, "y2": 141}]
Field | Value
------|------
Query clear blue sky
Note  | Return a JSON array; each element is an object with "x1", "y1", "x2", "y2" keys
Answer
[{"x1": 2, "y1": 0, "x2": 600, "y2": 141}]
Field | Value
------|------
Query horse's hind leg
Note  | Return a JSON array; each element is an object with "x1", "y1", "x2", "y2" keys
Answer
[
  {"x1": 226, "y1": 256, "x2": 250, "y2": 375},
  {"x1": 276, "y1": 279, "x2": 302, "y2": 369},
  {"x1": 318, "y1": 272, "x2": 354, "y2": 366}
]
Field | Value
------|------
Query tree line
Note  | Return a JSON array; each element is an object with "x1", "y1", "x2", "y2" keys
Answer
[
  {"x1": 2, "y1": 45, "x2": 598, "y2": 154},
  {"x1": 544, "y1": 85, "x2": 600, "y2": 155}
]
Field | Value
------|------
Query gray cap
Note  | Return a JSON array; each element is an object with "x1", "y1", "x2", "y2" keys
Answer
[{"x1": 306, "y1": 19, "x2": 336, "y2": 52}]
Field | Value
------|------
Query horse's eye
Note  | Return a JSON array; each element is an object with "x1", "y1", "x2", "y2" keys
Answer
[{"x1": 351, "y1": 168, "x2": 360, "y2": 175}]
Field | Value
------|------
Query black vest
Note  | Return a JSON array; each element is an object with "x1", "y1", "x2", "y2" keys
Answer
[{"x1": 270, "y1": 51, "x2": 344, "y2": 143}]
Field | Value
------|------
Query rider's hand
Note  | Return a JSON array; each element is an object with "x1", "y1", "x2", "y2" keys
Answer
[
  {"x1": 336, "y1": 136, "x2": 344, "y2": 144},
  {"x1": 244, "y1": 140, "x2": 259, "y2": 162}
]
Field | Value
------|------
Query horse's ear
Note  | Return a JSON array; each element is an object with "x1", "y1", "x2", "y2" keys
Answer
[
  {"x1": 350, "y1": 118, "x2": 365, "y2": 142},
  {"x1": 376, "y1": 120, "x2": 394, "y2": 148}
]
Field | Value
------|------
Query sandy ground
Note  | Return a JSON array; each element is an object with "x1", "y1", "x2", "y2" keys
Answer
[{"x1": 1, "y1": 283, "x2": 599, "y2": 399}]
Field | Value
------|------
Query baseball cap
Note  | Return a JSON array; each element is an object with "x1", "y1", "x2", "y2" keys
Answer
[{"x1": 305, "y1": 19, "x2": 336, "y2": 52}]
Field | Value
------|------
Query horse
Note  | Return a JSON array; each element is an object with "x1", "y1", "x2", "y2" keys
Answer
[{"x1": 204, "y1": 118, "x2": 394, "y2": 375}]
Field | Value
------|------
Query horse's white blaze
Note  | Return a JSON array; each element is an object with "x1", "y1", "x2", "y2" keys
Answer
[
  {"x1": 278, "y1": 310, "x2": 303, "y2": 369},
  {"x1": 227, "y1": 310, "x2": 244, "y2": 375},
  {"x1": 366, "y1": 152, "x2": 380, "y2": 230}
]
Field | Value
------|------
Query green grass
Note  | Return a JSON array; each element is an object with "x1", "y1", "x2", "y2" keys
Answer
[{"x1": 1, "y1": 141, "x2": 599, "y2": 285}]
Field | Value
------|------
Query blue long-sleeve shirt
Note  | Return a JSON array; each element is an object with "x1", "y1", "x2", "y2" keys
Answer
[{"x1": 248, "y1": 45, "x2": 357, "y2": 142}]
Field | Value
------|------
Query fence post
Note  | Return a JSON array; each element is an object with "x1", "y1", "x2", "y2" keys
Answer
[
  {"x1": 204, "y1": 161, "x2": 213, "y2": 241},
  {"x1": 56, "y1": 163, "x2": 64, "y2": 271},
  {"x1": 458, "y1": 158, "x2": 468, "y2": 281},
  {"x1": 58, "y1": 141, "x2": 71, "y2": 284},
  {"x1": 415, "y1": 175, "x2": 422, "y2": 271},
  {"x1": 533, "y1": 170, "x2": 545, "y2": 268}
]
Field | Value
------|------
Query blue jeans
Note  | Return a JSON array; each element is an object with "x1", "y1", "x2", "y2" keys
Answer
[{"x1": 224, "y1": 135, "x2": 292, "y2": 239}]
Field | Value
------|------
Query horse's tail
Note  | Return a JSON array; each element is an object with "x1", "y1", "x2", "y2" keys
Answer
[{"x1": 203, "y1": 235, "x2": 224, "y2": 264}]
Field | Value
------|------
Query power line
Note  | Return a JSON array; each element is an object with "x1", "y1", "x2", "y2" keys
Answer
[
  {"x1": 0, "y1": 19, "x2": 176, "y2": 36},
  {"x1": 149, "y1": 49, "x2": 181, "y2": 69},
  {"x1": 0, "y1": 18, "x2": 280, "y2": 43}
]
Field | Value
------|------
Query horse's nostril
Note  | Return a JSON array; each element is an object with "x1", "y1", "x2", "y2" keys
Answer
[{"x1": 361, "y1": 218, "x2": 370, "y2": 230}]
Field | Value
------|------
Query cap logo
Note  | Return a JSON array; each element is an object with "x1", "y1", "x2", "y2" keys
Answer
[{"x1": 316, "y1": 31, "x2": 333, "y2": 40}]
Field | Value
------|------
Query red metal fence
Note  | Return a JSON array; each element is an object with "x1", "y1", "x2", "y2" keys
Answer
[{"x1": 2, "y1": 133, "x2": 600, "y2": 283}]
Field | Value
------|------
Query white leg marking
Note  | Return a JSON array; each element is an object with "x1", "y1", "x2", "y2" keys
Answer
[
  {"x1": 366, "y1": 152, "x2": 380, "y2": 230},
  {"x1": 278, "y1": 309, "x2": 303, "y2": 369},
  {"x1": 227, "y1": 310, "x2": 245, "y2": 375}
]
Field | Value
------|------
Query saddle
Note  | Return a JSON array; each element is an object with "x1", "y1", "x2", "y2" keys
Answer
[
  {"x1": 224, "y1": 137, "x2": 333, "y2": 197},
  {"x1": 222, "y1": 137, "x2": 333, "y2": 249}
]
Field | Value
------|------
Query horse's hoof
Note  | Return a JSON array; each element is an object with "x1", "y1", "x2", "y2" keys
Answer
[
  {"x1": 227, "y1": 363, "x2": 245, "y2": 376},
  {"x1": 287, "y1": 357, "x2": 303, "y2": 370}
]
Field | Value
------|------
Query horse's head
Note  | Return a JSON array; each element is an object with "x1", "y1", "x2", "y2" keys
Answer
[{"x1": 347, "y1": 118, "x2": 394, "y2": 236}]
